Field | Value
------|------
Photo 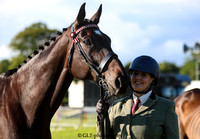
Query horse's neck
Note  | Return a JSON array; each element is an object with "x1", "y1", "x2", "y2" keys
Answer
[{"x1": 13, "y1": 34, "x2": 73, "y2": 125}]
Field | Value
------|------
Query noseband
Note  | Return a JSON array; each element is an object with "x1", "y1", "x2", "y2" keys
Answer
[{"x1": 69, "y1": 23, "x2": 117, "y2": 91}]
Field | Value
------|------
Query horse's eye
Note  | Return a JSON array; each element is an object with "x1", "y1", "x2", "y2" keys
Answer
[
  {"x1": 80, "y1": 30, "x2": 92, "y2": 45},
  {"x1": 81, "y1": 30, "x2": 92, "y2": 37},
  {"x1": 83, "y1": 39, "x2": 92, "y2": 45},
  {"x1": 81, "y1": 30, "x2": 88, "y2": 37}
]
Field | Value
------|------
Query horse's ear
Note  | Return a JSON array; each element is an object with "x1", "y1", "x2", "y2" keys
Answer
[
  {"x1": 90, "y1": 4, "x2": 102, "y2": 24},
  {"x1": 74, "y1": 3, "x2": 86, "y2": 26}
]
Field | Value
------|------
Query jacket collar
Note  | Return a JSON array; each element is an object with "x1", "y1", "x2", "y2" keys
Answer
[
  {"x1": 123, "y1": 91, "x2": 158, "y2": 116},
  {"x1": 135, "y1": 92, "x2": 158, "y2": 114}
]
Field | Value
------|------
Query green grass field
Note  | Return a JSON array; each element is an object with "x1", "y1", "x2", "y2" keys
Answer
[
  {"x1": 50, "y1": 110, "x2": 98, "y2": 139},
  {"x1": 51, "y1": 127, "x2": 97, "y2": 139},
  {"x1": 50, "y1": 107, "x2": 99, "y2": 138}
]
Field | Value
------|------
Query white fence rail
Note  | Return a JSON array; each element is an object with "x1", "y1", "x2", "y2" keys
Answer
[{"x1": 50, "y1": 106, "x2": 97, "y2": 129}]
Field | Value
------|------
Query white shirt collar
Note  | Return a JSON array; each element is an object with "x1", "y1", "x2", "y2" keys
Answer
[{"x1": 132, "y1": 90, "x2": 152, "y2": 105}]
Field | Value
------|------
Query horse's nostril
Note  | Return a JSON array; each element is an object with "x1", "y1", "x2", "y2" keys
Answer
[{"x1": 115, "y1": 76, "x2": 122, "y2": 89}]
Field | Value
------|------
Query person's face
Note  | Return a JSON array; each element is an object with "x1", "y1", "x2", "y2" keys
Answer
[{"x1": 130, "y1": 70, "x2": 154, "y2": 92}]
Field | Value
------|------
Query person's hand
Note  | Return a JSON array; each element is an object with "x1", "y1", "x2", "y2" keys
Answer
[{"x1": 96, "y1": 99, "x2": 109, "y2": 115}]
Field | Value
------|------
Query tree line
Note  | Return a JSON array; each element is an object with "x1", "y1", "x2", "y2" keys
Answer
[{"x1": 0, "y1": 22, "x2": 198, "y2": 80}]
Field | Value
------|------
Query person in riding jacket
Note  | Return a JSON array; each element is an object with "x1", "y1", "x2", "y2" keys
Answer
[{"x1": 96, "y1": 55, "x2": 179, "y2": 139}]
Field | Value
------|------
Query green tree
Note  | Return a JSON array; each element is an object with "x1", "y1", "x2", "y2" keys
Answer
[
  {"x1": 180, "y1": 57, "x2": 195, "y2": 80},
  {"x1": 0, "y1": 59, "x2": 10, "y2": 74},
  {"x1": 8, "y1": 54, "x2": 27, "y2": 70},
  {"x1": 124, "y1": 61, "x2": 131, "y2": 74},
  {"x1": 9, "y1": 22, "x2": 57, "y2": 56},
  {"x1": 180, "y1": 42, "x2": 200, "y2": 80},
  {"x1": 3, "y1": 22, "x2": 58, "y2": 69},
  {"x1": 159, "y1": 61, "x2": 179, "y2": 73}
]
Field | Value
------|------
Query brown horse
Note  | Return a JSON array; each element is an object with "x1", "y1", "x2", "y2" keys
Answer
[
  {"x1": 175, "y1": 88, "x2": 200, "y2": 139},
  {"x1": 0, "y1": 3, "x2": 129, "y2": 139}
]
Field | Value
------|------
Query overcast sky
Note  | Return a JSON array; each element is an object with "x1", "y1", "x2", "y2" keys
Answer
[{"x1": 0, "y1": 0, "x2": 200, "y2": 66}]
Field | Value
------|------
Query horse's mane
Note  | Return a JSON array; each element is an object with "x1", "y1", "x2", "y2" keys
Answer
[{"x1": 2, "y1": 29, "x2": 68, "y2": 77}]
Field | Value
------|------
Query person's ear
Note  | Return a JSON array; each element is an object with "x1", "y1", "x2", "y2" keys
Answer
[{"x1": 151, "y1": 78, "x2": 155, "y2": 86}]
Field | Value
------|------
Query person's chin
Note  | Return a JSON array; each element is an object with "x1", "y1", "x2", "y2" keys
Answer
[
  {"x1": 133, "y1": 85, "x2": 143, "y2": 90},
  {"x1": 134, "y1": 88, "x2": 144, "y2": 92}
]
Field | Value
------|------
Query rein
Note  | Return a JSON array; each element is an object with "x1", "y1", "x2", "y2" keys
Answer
[{"x1": 69, "y1": 23, "x2": 117, "y2": 93}]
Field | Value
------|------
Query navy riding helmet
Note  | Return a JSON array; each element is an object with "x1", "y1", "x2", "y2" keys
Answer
[{"x1": 129, "y1": 55, "x2": 160, "y2": 86}]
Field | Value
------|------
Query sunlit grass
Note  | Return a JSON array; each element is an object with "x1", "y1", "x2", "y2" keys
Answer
[
  {"x1": 51, "y1": 127, "x2": 96, "y2": 139},
  {"x1": 50, "y1": 107, "x2": 98, "y2": 139}
]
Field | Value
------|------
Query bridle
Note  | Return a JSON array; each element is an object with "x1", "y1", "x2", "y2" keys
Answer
[
  {"x1": 69, "y1": 23, "x2": 117, "y2": 93},
  {"x1": 69, "y1": 23, "x2": 116, "y2": 139}
]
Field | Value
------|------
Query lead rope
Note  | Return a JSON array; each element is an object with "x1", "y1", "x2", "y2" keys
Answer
[{"x1": 99, "y1": 77, "x2": 109, "y2": 139}]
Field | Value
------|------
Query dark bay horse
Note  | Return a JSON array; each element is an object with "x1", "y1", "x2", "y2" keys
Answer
[
  {"x1": 0, "y1": 3, "x2": 129, "y2": 139},
  {"x1": 175, "y1": 88, "x2": 200, "y2": 139}
]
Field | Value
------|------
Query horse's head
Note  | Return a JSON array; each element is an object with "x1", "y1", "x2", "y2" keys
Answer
[{"x1": 65, "y1": 3, "x2": 129, "y2": 96}]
